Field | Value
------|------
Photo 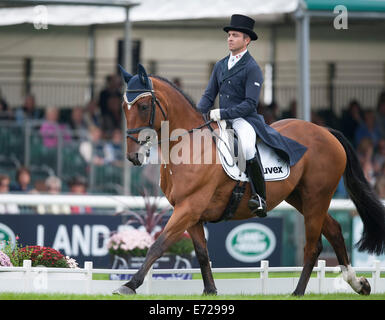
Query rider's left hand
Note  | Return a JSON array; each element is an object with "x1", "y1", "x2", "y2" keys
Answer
[{"x1": 210, "y1": 109, "x2": 221, "y2": 121}]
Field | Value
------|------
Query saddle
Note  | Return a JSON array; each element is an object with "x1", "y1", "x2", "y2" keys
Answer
[
  {"x1": 211, "y1": 120, "x2": 290, "y2": 222},
  {"x1": 216, "y1": 120, "x2": 290, "y2": 182}
]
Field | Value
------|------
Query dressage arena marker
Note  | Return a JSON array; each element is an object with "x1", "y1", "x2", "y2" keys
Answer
[{"x1": 0, "y1": 259, "x2": 384, "y2": 295}]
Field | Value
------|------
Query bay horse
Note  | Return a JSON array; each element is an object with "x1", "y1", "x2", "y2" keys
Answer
[{"x1": 114, "y1": 64, "x2": 385, "y2": 296}]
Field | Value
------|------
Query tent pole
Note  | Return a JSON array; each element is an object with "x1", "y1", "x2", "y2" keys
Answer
[
  {"x1": 123, "y1": 6, "x2": 132, "y2": 195},
  {"x1": 296, "y1": 9, "x2": 311, "y2": 122},
  {"x1": 294, "y1": 7, "x2": 311, "y2": 266}
]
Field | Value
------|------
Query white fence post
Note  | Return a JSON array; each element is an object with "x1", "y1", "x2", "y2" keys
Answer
[
  {"x1": 317, "y1": 260, "x2": 326, "y2": 294},
  {"x1": 84, "y1": 261, "x2": 93, "y2": 294},
  {"x1": 23, "y1": 260, "x2": 32, "y2": 293},
  {"x1": 373, "y1": 260, "x2": 380, "y2": 294},
  {"x1": 261, "y1": 260, "x2": 269, "y2": 295}
]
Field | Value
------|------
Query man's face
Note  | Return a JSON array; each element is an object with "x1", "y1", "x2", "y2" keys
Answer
[{"x1": 227, "y1": 30, "x2": 250, "y2": 54}]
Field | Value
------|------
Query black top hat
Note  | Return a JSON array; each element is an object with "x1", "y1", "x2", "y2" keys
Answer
[{"x1": 223, "y1": 14, "x2": 258, "y2": 41}]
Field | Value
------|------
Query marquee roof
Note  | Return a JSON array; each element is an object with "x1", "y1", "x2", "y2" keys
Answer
[{"x1": 0, "y1": 0, "x2": 383, "y2": 26}]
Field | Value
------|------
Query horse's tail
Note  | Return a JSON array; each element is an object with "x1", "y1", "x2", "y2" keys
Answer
[{"x1": 328, "y1": 128, "x2": 385, "y2": 255}]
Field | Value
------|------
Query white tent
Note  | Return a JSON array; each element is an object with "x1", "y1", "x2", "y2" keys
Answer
[{"x1": 0, "y1": 0, "x2": 299, "y2": 26}]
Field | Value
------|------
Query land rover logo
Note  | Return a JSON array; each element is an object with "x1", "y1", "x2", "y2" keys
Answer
[
  {"x1": 0, "y1": 223, "x2": 16, "y2": 250},
  {"x1": 225, "y1": 223, "x2": 276, "y2": 263}
]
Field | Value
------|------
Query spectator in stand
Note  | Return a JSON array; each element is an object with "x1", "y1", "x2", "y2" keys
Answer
[
  {"x1": 172, "y1": 77, "x2": 182, "y2": 89},
  {"x1": 99, "y1": 74, "x2": 122, "y2": 116},
  {"x1": 311, "y1": 111, "x2": 326, "y2": 127},
  {"x1": 340, "y1": 99, "x2": 363, "y2": 145},
  {"x1": 36, "y1": 176, "x2": 71, "y2": 214},
  {"x1": 45, "y1": 175, "x2": 62, "y2": 194},
  {"x1": 375, "y1": 90, "x2": 385, "y2": 139},
  {"x1": 84, "y1": 99, "x2": 102, "y2": 128},
  {"x1": 374, "y1": 175, "x2": 385, "y2": 199},
  {"x1": 281, "y1": 99, "x2": 297, "y2": 119},
  {"x1": 354, "y1": 109, "x2": 382, "y2": 148},
  {"x1": 0, "y1": 89, "x2": 13, "y2": 120},
  {"x1": 0, "y1": 174, "x2": 19, "y2": 214},
  {"x1": 68, "y1": 175, "x2": 88, "y2": 195},
  {"x1": 356, "y1": 138, "x2": 376, "y2": 187},
  {"x1": 9, "y1": 166, "x2": 36, "y2": 193},
  {"x1": 0, "y1": 174, "x2": 10, "y2": 193},
  {"x1": 104, "y1": 128, "x2": 124, "y2": 166},
  {"x1": 15, "y1": 94, "x2": 41, "y2": 124},
  {"x1": 69, "y1": 106, "x2": 88, "y2": 141},
  {"x1": 101, "y1": 92, "x2": 122, "y2": 138},
  {"x1": 68, "y1": 175, "x2": 92, "y2": 214},
  {"x1": 79, "y1": 125, "x2": 107, "y2": 166},
  {"x1": 373, "y1": 138, "x2": 385, "y2": 178},
  {"x1": 39, "y1": 107, "x2": 72, "y2": 148},
  {"x1": 263, "y1": 101, "x2": 279, "y2": 125}
]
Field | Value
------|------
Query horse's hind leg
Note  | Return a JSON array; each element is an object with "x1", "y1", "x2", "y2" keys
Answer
[
  {"x1": 322, "y1": 213, "x2": 371, "y2": 295},
  {"x1": 291, "y1": 198, "x2": 327, "y2": 296},
  {"x1": 187, "y1": 222, "x2": 217, "y2": 295}
]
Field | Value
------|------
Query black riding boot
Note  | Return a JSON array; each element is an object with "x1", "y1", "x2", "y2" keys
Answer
[{"x1": 246, "y1": 151, "x2": 267, "y2": 218}]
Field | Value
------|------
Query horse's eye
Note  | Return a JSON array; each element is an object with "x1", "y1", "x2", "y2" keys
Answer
[{"x1": 140, "y1": 104, "x2": 149, "y2": 111}]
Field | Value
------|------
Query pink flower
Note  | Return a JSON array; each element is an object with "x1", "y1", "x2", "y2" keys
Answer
[
  {"x1": 0, "y1": 251, "x2": 13, "y2": 267},
  {"x1": 107, "y1": 229, "x2": 154, "y2": 254}
]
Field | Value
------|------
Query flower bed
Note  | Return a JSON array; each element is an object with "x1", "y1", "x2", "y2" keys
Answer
[{"x1": 1, "y1": 238, "x2": 78, "y2": 269}]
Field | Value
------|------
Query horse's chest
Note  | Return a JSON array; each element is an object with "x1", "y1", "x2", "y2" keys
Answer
[{"x1": 159, "y1": 167, "x2": 176, "y2": 204}]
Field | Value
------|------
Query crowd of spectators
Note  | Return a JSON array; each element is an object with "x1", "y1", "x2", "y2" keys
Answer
[
  {"x1": 0, "y1": 73, "x2": 125, "y2": 202},
  {"x1": 0, "y1": 73, "x2": 384, "y2": 203}
]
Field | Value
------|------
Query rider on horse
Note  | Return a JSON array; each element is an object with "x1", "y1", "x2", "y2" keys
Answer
[{"x1": 197, "y1": 14, "x2": 307, "y2": 218}]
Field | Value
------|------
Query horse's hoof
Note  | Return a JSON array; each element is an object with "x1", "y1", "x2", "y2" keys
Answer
[
  {"x1": 112, "y1": 285, "x2": 136, "y2": 295},
  {"x1": 203, "y1": 289, "x2": 217, "y2": 296},
  {"x1": 291, "y1": 290, "x2": 304, "y2": 297},
  {"x1": 358, "y1": 277, "x2": 371, "y2": 295}
]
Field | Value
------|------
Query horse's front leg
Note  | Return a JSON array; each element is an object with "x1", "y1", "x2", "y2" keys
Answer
[
  {"x1": 113, "y1": 202, "x2": 200, "y2": 295},
  {"x1": 188, "y1": 221, "x2": 217, "y2": 295}
]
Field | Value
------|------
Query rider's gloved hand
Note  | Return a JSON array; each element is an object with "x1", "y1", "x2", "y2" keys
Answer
[{"x1": 209, "y1": 109, "x2": 221, "y2": 121}]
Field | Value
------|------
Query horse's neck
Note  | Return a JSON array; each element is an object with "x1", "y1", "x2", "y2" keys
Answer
[{"x1": 166, "y1": 94, "x2": 204, "y2": 135}]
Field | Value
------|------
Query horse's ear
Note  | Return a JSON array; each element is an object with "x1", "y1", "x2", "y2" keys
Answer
[
  {"x1": 137, "y1": 63, "x2": 150, "y2": 88},
  {"x1": 118, "y1": 64, "x2": 133, "y2": 83}
]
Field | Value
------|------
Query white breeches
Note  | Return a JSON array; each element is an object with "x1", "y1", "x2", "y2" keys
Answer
[{"x1": 231, "y1": 118, "x2": 256, "y2": 161}]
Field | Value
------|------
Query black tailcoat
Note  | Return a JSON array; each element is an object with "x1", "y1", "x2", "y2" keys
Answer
[{"x1": 198, "y1": 51, "x2": 307, "y2": 166}]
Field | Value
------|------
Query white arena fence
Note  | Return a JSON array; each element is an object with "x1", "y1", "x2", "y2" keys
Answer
[
  {"x1": 1, "y1": 195, "x2": 384, "y2": 295},
  {"x1": 0, "y1": 259, "x2": 384, "y2": 295}
]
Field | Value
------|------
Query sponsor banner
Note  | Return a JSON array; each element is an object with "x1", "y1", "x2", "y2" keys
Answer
[
  {"x1": 0, "y1": 215, "x2": 123, "y2": 268},
  {"x1": 205, "y1": 218, "x2": 282, "y2": 267},
  {"x1": 0, "y1": 215, "x2": 282, "y2": 268}
]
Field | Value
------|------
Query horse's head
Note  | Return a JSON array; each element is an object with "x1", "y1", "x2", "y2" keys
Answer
[{"x1": 118, "y1": 64, "x2": 167, "y2": 166}]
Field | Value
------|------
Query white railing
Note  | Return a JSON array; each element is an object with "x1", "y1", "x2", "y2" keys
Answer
[
  {"x1": 1, "y1": 194, "x2": 384, "y2": 211},
  {"x1": 0, "y1": 259, "x2": 384, "y2": 295}
]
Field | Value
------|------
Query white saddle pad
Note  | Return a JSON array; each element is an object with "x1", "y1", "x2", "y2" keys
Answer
[{"x1": 216, "y1": 120, "x2": 290, "y2": 182}]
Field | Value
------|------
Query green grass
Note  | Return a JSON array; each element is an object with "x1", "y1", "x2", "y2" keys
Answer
[{"x1": 0, "y1": 292, "x2": 385, "y2": 300}]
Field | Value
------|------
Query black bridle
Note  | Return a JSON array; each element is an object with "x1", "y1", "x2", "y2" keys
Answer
[{"x1": 124, "y1": 88, "x2": 168, "y2": 145}]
